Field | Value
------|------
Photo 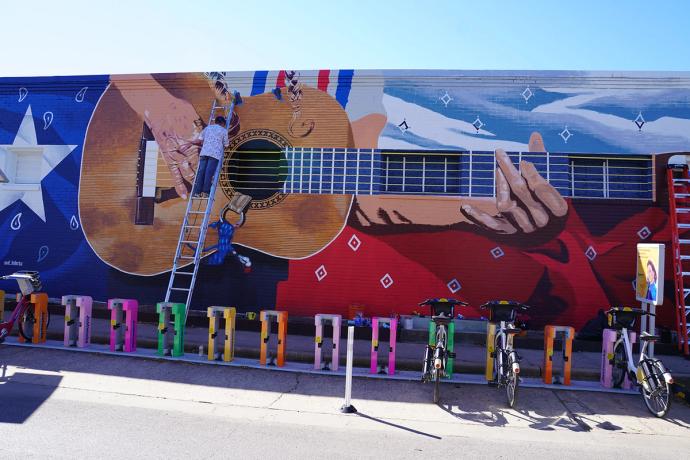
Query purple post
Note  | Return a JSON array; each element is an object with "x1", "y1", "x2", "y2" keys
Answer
[
  {"x1": 108, "y1": 298, "x2": 138, "y2": 352},
  {"x1": 370, "y1": 317, "x2": 397, "y2": 375}
]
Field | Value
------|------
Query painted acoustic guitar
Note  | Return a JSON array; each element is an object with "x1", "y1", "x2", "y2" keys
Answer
[{"x1": 79, "y1": 75, "x2": 355, "y2": 276}]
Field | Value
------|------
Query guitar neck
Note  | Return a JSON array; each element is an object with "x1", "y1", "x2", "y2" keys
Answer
[{"x1": 280, "y1": 148, "x2": 653, "y2": 200}]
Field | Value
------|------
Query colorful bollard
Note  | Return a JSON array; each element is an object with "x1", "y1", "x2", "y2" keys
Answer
[
  {"x1": 17, "y1": 292, "x2": 48, "y2": 344},
  {"x1": 543, "y1": 325, "x2": 575, "y2": 385},
  {"x1": 370, "y1": 317, "x2": 397, "y2": 375},
  {"x1": 207, "y1": 306, "x2": 236, "y2": 362},
  {"x1": 259, "y1": 310, "x2": 288, "y2": 367},
  {"x1": 314, "y1": 314, "x2": 342, "y2": 371},
  {"x1": 108, "y1": 298, "x2": 138, "y2": 352},
  {"x1": 601, "y1": 328, "x2": 636, "y2": 389},
  {"x1": 62, "y1": 295, "x2": 92, "y2": 348},
  {"x1": 156, "y1": 302, "x2": 185, "y2": 357}
]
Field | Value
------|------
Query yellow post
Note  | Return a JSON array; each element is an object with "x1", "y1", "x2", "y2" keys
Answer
[
  {"x1": 223, "y1": 307, "x2": 236, "y2": 362},
  {"x1": 485, "y1": 322, "x2": 496, "y2": 381}
]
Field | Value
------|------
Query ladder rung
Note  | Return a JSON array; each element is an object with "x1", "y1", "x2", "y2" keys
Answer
[
  {"x1": 680, "y1": 239, "x2": 690, "y2": 244},
  {"x1": 188, "y1": 211, "x2": 206, "y2": 214},
  {"x1": 178, "y1": 255, "x2": 195, "y2": 260},
  {"x1": 681, "y1": 255, "x2": 690, "y2": 261},
  {"x1": 684, "y1": 288, "x2": 690, "y2": 298},
  {"x1": 683, "y1": 272, "x2": 690, "y2": 277},
  {"x1": 181, "y1": 240, "x2": 199, "y2": 244},
  {"x1": 170, "y1": 287, "x2": 191, "y2": 291},
  {"x1": 678, "y1": 208, "x2": 690, "y2": 213},
  {"x1": 173, "y1": 271, "x2": 194, "y2": 276},
  {"x1": 679, "y1": 224, "x2": 690, "y2": 229},
  {"x1": 675, "y1": 179, "x2": 690, "y2": 183},
  {"x1": 676, "y1": 194, "x2": 690, "y2": 198}
]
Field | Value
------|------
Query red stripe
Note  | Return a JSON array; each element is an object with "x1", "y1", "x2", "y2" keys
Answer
[
  {"x1": 276, "y1": 70, "x2": 286, "y2": 88},
  {"x1": 317, "y1": 69, "x2": 330, "y2": 92}
]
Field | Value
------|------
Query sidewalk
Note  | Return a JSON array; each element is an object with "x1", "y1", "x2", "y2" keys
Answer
[{"x1": 28, "y1": 311, "x2": 690, "y2": 385}]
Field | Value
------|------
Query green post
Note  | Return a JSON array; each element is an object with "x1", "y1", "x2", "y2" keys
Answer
[
  {"x1": 428, "y1": 320, "x2": 435, "y2": 346},
  {"x1": 447, "y1": 321, "x2": 455, "y2": 378},
  {"x1": 156, "y1": 302, "x2": 185, "y2": 357}
]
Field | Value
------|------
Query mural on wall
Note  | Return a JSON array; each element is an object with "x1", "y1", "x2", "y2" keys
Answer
[{"x1": 1, "y1": 70, "x2": 689, "y2": 330}]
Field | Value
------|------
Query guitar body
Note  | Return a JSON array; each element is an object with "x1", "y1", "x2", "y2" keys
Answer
[{"x1": 79, "y1": 75, "x2": 355, "y2": 276}]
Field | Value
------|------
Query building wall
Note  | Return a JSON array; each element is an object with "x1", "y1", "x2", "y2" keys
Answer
[{"x1": 1, "y1": 69, "x2": 689, "y2": 330}]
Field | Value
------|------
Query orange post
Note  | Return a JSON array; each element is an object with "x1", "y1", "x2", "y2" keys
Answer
[
  {"x1": 17, "y1": 292, "x2": 48, "y2": 344},
  {"x1": 543, "y1": 325, "x2": 575, "y2": 385},
  {"x1": 259, "y1": 310, "x2": 288, "y2": 367}
]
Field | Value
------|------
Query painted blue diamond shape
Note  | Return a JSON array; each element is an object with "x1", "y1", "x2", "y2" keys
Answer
[
  {"x1": 491, "y1": 247, "x2": 505, "y2": 259},
  {"x1": 634, "y1": 112, "x2": 645, "y2": 131},
  {"x1": 472, "y1": 116, "x2": 484, "y2": 132}
]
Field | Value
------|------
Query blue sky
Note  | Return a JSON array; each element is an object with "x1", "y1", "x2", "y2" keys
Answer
[{"x1": 0, "y1": 0, "x2": 688, "y2": 76}]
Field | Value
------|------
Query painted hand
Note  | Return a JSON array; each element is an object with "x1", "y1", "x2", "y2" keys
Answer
[
  {"x1": 460, "y1": 135, "x2": 568, "y2": 234},
  {"x1": 143, "y1": 102, "x2": 203, "y2": 200}
]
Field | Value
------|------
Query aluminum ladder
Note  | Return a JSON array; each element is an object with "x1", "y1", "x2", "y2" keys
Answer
[
  {"x1": 667, "y1": 163, "x2": 690, "y2": 356},
  {"x1": 164, "y1": 97, "x2": 237, "y2": 322}
]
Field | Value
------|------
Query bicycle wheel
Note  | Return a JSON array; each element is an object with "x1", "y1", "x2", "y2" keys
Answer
[
  {"x1": 611, "y1": 341, "x2": 627, "y2": 388},
  {"x1": 641, "y1": 360, "x2": 671, "y2": 418},
  {"x1": 506, "y1": 354, "x2": 519, "y2": 408},
  {"x1": 18, "y1": 304, "x2": 49, "y2": 342},
  {"x1": 493, "y1": 336, "x2": 502, "y2": 384},
  {"x1": 433, "y1": 368, "x2": 441, "y2": 404}
]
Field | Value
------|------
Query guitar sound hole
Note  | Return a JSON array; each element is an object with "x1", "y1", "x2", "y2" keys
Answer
[{"x1": 223, "y1": 139, "x2": 287, "y2": 201}]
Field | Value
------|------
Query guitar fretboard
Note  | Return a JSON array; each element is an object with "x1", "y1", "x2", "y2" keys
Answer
[{"x1": 277, "y1": 148, "x2": 653, "y2": 200}]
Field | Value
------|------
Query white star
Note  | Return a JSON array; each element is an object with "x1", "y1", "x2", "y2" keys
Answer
[{"x1": 0, "y1": 106, "x2": 77, "y2": 221}]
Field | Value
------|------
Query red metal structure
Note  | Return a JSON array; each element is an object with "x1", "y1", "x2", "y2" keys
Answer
[{"x1": 667, "y1": 164, "x2": 690, "y2": 356}]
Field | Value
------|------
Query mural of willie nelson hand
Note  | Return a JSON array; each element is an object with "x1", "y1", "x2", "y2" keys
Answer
[
  {"x1": 111, "y1": 75, "x2": 203, "y2": 200},
  {"x1": 351, "y1": 132, "x2": 568, "y2": 236}
]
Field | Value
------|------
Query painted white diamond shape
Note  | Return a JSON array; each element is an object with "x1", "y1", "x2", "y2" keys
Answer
[
  {"x1": 348, "y1": 234, "x2": 361, "y2": 251},
  {"x1": 440, "y1": 91, "x2": 453, "y2": 107},
  {"x1": 315, "y1": 265, "x2": 327, "y2": 282},
  {"x1": 447, "y1": 279, "x2": 461, "y2": 294},
  {"x1": 637, "y1": 226, "x2": 651, "y2": 240},
  {"x1": 491, "y1": 247, "x2": 505, "y2": 259},
  {"x1": 585, "y1": 246, "x2": 597, "y2": 261},
  {"x1": 380, "y1": 273, "x2": 394, "y2": 289},
  {"x1": 634, "y1": 111, "x2": 645, "y2": 131},
  {"x1": 521, "y1": 87, "x2": 533, "y2": 103},
  {"x1": 559, "y1": 126, "x2": 573, "y2": 143}
]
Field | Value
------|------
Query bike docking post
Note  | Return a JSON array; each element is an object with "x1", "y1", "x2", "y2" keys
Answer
[
  {"x1": 108, "y1": 299, "x2": 138, "y2": 352},
  {"x1": 314, "y1": 314, "x2": 342, "y2": 371},
  {"x1": 370, "y1": 317, "x2": 397, "y2": 375},
  {"x1": 340, "y1": 325, "x2": 357, "y2": 413},
  {"x1": 207, "y1": 306, "x2": 236, "y2": 362},
  {"x1": 61, "y1": 295, "x2": 92, "y2": 348},
  {"x1": 156, "y1": 302, "x2": 185, "y2": 357},
  {"x1": 429, "y1": 318, "x2": 456, "y2": 378},
  {"x1": 601, "y1": 328, "x2": 637, "y2": 389},
  {"x1": 485, "y1": 322, "x2": 496, "y2": 381},
  {"x1": 543, "y1": 325, "x2": 575, "y2": 385},
  {"x1": 260, "y1": 310, "x2": 287, "y2": 366},
  {"x1": 17, "y1": 292, "x2": 48, "y2": 344}
]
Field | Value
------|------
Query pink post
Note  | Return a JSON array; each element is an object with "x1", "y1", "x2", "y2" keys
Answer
[
  {"x1": 314, "y1": 314, "x2": 342, "y2": 371},
  {"x1": 370, "y1": 317, "x2": 397, "y2": 375},
  {"x1": 62, "y1": 295, "x2": 92, "y2": 348},
  {"x1": 108, "y1": 298, "x2": 138, "y2": 352},
  {"x1": 600, "y1": 328, "x2": 637, "y2": 389}
]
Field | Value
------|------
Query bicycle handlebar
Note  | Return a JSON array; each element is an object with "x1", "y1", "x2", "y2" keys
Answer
[
  {"x1": 479, "y1": 300, "x2": 531, "y2": 311},
  {"x1": 605, "y1": 307, "x2": 655, "y2": 317},
  {"x1": 418, "y1": 298, "x2": 468, "y2": 307}
]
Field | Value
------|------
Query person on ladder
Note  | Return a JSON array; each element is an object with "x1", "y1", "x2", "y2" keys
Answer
[{"x1": 192, "y1": 115, "x2": 228, "y2": 198}]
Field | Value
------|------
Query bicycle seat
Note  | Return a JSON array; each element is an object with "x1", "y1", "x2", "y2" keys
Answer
[
  {"x1": 639, "y1": 332, "x2": 660, "y2": 342},
  {"x1": 419, "y1": 298, "x2": 467, "y2": 319},
  {"x1": 2, "y1": 271, "x2": 41, "y2": 291}
]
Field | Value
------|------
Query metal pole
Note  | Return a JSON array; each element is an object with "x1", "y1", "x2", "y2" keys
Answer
[{"x1": 340, "y1": 326, "x2": 357, "y2": 413}]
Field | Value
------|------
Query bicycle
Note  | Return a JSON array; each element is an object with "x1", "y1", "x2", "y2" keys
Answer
[
  {"x1": 606, "y1": 307, "x2": 673, "y2": 417},
  {"x1": 419, "y1": 298, "x2": 468, "y2": 403},
  {"x1": 481, "y1": 300, "x2": 529, "y2": 408},
  {"x1": 0, "y1": 271, "x2": 47, "y2": 343}
]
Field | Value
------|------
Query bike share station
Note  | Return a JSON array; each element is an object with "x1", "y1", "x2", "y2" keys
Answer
[{"x1": 0, "y1": 245, "x2": 675, "y2": 413}]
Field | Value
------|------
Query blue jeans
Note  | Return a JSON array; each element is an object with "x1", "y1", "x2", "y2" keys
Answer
[{"x1": 192, "y1": 156, "x2": 219, "y2": 195}]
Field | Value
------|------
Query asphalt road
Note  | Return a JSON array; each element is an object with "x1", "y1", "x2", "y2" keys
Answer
[{"x1": 1, "y1": 347, "x2": 689, "y2": 459}]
